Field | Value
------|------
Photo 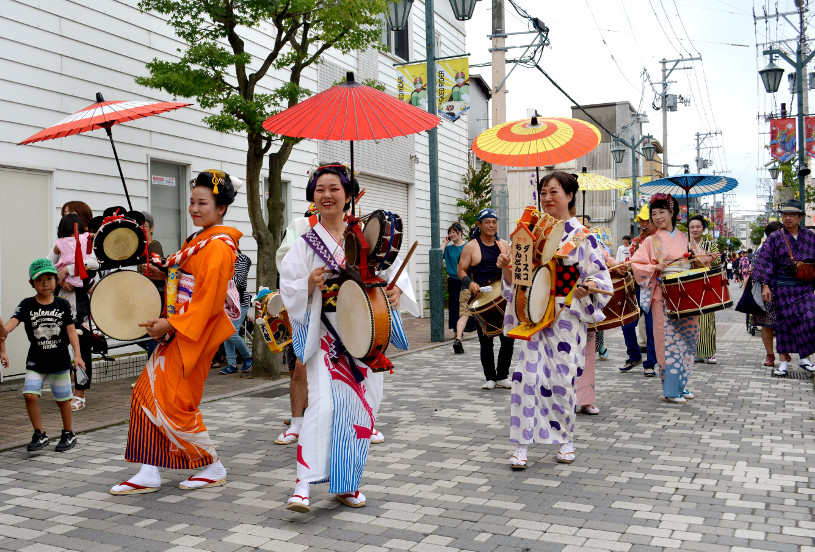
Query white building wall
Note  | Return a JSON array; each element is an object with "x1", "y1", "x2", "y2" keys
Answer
[{"x1": 0, "y1": 0, "x2": 469, "y2": 317}]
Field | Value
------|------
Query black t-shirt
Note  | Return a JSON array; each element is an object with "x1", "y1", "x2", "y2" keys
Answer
[{"x1": 12, "y1": 296, "x2": 74, "y2": 373}]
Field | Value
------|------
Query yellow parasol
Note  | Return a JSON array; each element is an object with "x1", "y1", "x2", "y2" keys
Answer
[{"x1": 576, "y1": 167, "x2": 630, "y2": 222}]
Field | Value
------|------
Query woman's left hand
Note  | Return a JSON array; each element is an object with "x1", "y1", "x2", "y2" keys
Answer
[
  {"x1": 385, "y1": 286, "x2": 401, "y2": 309},
  {"x1": 139, "y1": 318, "x2": 173, "y2": 340}
]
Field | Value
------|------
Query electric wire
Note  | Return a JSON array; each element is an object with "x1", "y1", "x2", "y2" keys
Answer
[{"x1": 583, "y1": 0, "x2": 637, "y2": 88}]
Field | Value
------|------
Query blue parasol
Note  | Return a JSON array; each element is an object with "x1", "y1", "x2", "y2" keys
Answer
[
  {"x1": 638, "y1": 173, "x2": 738, "y2": 198},
  {"x1": 639, "y1": 172, "x2": 738, "y2": 252}
]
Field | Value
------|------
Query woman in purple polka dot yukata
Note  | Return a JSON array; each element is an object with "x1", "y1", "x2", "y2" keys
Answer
[{"x1": 497, "y1": 172, "x2": 612, "y2": 468}]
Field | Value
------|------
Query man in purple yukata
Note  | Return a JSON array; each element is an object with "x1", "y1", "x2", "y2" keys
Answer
[{"x1": 751, "y1": 199, "x2": 815, "y2": 376}]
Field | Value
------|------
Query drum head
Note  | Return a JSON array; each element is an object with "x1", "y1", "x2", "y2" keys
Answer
[
  {"x1": 363, "y1": 215, "x2": 382, "y2": 251},
  {"x1": 266, "y1": 293, "x2": 285, "y2": 317},
  {"x1": 91, "y1": 271, "x2": 161, "y2": 341},
  {"x1": 103, "y1": 227, "x2": 140, "y2": 261},
  {"x1": 540, "y1": 220, "x2": 565, "y2": 264},
  {"x1": 94, "y1": 219, "x2": 144, "y2": 265},
  {"x1": 527, "y1": 266, "x2": 552, "y2": 324},
  {"x1": 336, "y1": 281, "x2": 374, "y2": 359}
]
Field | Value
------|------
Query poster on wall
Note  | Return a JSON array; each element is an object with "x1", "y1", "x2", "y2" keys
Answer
[
  {"x1": 396, "y1": 62, "x2": 428, "y2": 110},
  {"x1": 769, "y1": 118, "x2": 797, "y2": 162},
  {"x1": 436, "y1": 56, "x2": 470, "y2": 122}
]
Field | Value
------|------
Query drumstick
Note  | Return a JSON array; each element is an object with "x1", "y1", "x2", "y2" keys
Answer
[
  {"x1": 579, "y1": 285, "x2": 614, "y2": 296},
  {"x1": 386, "y1": 241, "x2": 418, "y2": 291}
]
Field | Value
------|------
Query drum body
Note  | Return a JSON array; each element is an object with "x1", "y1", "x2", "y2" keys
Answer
[
  {"x1": 258, "y1": 292, "x2": 292, "y2": 353},
  {"x1": 590, "y1": 272, "x2": 639, "y2": 331},
  {"x1": 345, "y1": 210, "x2": 403, "y2": 274},
  {"x1": 93, "y1": 218, "x2": 146, "y2": 268},
  {"x1": 90, "y1": 271, "x2": 162, "y2": 340},
  {"x1": 336, "y1": 279, "x2": 392, "y2": 368},
  {"x1": 660, "y1": 265, "x2": 732, "y2": 319},
  {"x1": 467, "y1": 279, "x2": 506, "y2": 336},
  {"x1": 515, "y1": 261, "x2": 556, "y2": 325}
]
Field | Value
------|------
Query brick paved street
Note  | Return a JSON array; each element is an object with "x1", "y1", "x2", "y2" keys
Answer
[{"x1": 0, "y1": 284, "x2": 813, "y2": 552}]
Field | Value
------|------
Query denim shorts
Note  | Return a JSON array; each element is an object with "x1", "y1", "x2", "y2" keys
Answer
[{"x1": 23, "y1": 370, "x2": 73, "y2": 401}]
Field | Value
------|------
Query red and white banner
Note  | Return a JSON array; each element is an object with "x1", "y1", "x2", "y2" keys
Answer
[
  {"x1": 805, "y1": 116, "x2": 815, "y2": 159},
  {"x1": 769, "y1": 118, "x2": 796, "y2": 162}
]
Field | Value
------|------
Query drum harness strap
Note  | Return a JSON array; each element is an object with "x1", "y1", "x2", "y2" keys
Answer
[{"x1": 302, "y1": 227, "x2": 367, "y2": 383}]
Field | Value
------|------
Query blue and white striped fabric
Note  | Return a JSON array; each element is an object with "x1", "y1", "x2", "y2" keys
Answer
[
  {"x1": 389, "y1": 308, "x2": 409, "y2": 350},
  {"x1": 291, "y1": 311, "x2": 310, "y2": 362},
  {"x1": 328, "y1": 379, "x2": 371, "y2": 494}
]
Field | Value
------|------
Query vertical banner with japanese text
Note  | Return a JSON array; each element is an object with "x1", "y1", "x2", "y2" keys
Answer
[
  {"x1": 769, "y1": 118, "x2": 797, "y2": 162},
  {"x1": 396, "y1": 62, "x2": 428, "y2": 110}
]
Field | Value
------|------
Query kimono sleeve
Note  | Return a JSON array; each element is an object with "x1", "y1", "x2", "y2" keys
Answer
[
  {"x1": 570, "y1": 234, "x2": 613, "y2": 324},
  {"x1": 750, "y1": 237, "x2": 776, "y2": 286},
  {"x1": 631, "y1": 236, "x2": 659, "y2": 288},
  {"x1": 169, "y1": 240, "x2": 235, "y2": 342},
  {"x1": 279, "y1": 237, "x2": 322, "y2": 362}
]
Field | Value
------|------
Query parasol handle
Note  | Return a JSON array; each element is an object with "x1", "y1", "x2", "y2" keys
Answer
[{"x1": 387, "y1": 241, "x2": 418, "y2": 291}]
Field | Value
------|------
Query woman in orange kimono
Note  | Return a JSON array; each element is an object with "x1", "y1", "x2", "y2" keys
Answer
[
  {"x1": 631, "y1": 194, "x2": 700, "y2": 404},
  {"x1": 111, "y1": 170, "x2": 242, "y2": 495}
]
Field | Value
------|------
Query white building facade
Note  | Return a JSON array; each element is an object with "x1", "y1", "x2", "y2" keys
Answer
[{"x1": 0, "y1": 0, "x2": 469, "y2": 376}]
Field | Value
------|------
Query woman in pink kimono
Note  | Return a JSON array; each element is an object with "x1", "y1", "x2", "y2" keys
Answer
[{"x1": 630, "y1": 194, "x2": 700, "y2": 404}]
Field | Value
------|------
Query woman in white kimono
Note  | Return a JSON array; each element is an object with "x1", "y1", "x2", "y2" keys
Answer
[
  {"x1": 499, "y1": 172, "x2": 612, "y2": 468},
  {"x1": 279, "y1": 164, "x2": 419, "y2": 513}
]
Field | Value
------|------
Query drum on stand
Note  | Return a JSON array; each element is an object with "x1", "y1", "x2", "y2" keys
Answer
[
  {"x1": 90, "y1": 271, "x2": 162, "y2": 341},
  {"x1": 660, "y1": 265, "x2": 732, "y2": 319},
  {"x1": 467, "y1": 279, "x2": 506, "y2": 337},
  {"x1": 336, "y1": 279, "x2": 392, "y2": 370},
  {"x1": 590, "y1": 272, "x2": 639, "y2": 331}
]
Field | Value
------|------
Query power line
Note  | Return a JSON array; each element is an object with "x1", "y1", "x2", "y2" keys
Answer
[{"x1": 583, "y1": 0, "x2": 637, "y2": 88}]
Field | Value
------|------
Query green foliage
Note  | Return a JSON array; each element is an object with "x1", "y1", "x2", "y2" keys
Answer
[
  {"x1": 136, "y1": 0, "x2": 388, "y2": 138},
  {"x1": 716, "y1": 236, "x2": 742, "y2": 252},
  {"x1": 749, "y1": 218, "x2": 766, "y2": 247},
  {"x1": 457, "y1": 161, "x2": 492, "y2": 235}
]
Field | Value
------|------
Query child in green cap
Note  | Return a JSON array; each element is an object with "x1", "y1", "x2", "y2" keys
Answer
[{"x1": 1, "y1": 258, "x2": 84, "y2": 452}]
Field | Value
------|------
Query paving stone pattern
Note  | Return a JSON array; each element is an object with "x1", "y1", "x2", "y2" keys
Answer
[{"x1": 0, "y1": 284, "x2": 813, "y2": 552}]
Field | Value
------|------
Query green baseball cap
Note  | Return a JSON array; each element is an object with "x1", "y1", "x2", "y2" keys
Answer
[{"x1": 29, "y1": 258, "x2": 58, "y2": 280}]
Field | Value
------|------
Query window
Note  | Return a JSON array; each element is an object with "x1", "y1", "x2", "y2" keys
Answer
[
  {"x1": 382, "y1": 15, "x2": 410, "y2": 60},
  {"x1": 149, "y1": 160, "x2": 188, "y2": 253}
]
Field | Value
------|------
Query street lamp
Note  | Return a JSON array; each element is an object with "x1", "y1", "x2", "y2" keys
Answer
[
  {"x1": 386, "y1": 0, "x2": 476, "y2": 342},
  {"x1": 612, "y1": 133, "x2": 655, "y2": 235},
  {"x1": 758, "y1": 57, "x2": 785, "y2": 94},
  {"x1": 768, "y1": 164, "x2": 780, "y2": 180},
  {"x1": 385, "y1": 0, "x2": 413, "y2": 31},
  {"x1": 449, "y1": 0, "x2": 480, "y2": 20}
]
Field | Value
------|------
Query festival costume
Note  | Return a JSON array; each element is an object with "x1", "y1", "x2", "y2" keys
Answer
[
  {"x1": 124, "y1": 225, "x2": 241, "y2": 470},
  {"x1": 751, "y1": 228, "x2": 815, "y2": 358},
  {"x1": 631, "y1": 229, "x2": 700, "y2": 399},
  {"x1": 690, "y1": 238, "x2": 719, "y2": 359},
  {"x1": 502, "y1": 218, "x2": 612, "y2": 446},
  {"x1": 279, "y1": 222, "x2": 419, "y2": 493}
]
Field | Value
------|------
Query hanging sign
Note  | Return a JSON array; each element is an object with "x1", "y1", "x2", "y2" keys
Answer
[
  {"x1": 436, "y1": 56, "x2": 470, "y2": 122},
  {"x1": 769, "y1": 118, "x2": 797, "y2": 162},
  {"x1": 396, "y1": 62, "x2": 428, "y2": 110},
  {"x1": 510, "y1": 224, "x2": 535, "y2": 285},
  {"x1": 805, "y1": 116, "x2": 815, "y2": 159}
]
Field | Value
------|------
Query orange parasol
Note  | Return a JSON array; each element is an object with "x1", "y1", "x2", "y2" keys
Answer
[{"x1": 472, "y1": 116, "x2": 601, "y2": 169}]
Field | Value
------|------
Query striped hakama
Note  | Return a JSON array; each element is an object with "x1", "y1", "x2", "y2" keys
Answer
[{"x1": 695, "y1": 312, "x2": 717, "y2": 359}]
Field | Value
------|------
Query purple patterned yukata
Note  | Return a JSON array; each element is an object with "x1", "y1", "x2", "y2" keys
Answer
[
  {"x1": 751, "y1": 227, "x2": 815, "y2": 358},
  {"x1": 502, "y1": 218, "x2": 612, "y2": 446}
]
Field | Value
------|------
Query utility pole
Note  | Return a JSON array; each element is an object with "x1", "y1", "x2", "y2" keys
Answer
[
  {"x1": 426, "y1": 0, "x2": 443, "y2": 342},
  {"x1": 491, "y1": 0, "x2": 509, "y2": 240},
  {"x1": 659, "y1": 56, "x2": 701, "y2": 176}
]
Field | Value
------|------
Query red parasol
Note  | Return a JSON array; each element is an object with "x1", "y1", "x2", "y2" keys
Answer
[
  {"x1": 19, "y1": 93, "x2": 191, "y2": 210},
  {"x1": 262, "y1": 71, "x2": 440, "y2": 141},
  {"x1": 263, "y1": 72, "x2": 440, "y2": 203}
]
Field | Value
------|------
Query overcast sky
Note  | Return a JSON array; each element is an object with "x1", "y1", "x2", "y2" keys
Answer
[{"x1": 463, "y1": 0, "x2": 807, "y2": 215}]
